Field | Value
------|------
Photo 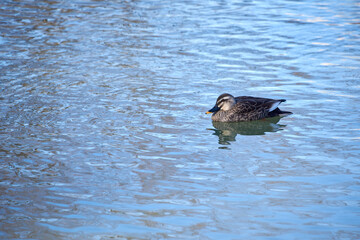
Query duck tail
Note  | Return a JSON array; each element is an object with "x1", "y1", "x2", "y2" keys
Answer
[
  {"x1": 278, "y1": 110, "x2": 293, "y2": 117},
  {"x1": 268, "y1": 108, "x2": 293, "y2": 117}
]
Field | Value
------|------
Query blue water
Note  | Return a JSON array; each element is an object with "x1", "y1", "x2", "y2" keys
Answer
[{"x1": 1, "y1": 0, "x2": 360, "y2": 239}]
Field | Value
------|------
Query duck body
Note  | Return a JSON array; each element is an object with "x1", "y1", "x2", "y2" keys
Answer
[{"x1": 206, "y1": 93, "x2": 292, "y2": 122}]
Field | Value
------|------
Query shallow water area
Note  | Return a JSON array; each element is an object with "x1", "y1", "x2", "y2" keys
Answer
[{"x1": 1, "y1": 0, "x2": 360, "y2": 239}]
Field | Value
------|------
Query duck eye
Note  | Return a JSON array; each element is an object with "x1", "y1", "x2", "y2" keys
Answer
[{"x1": 217, "y1": 99, "x2": 225, "y2": 106}]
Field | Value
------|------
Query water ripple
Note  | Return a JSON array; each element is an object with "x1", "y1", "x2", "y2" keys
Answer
[{"x1": 1, "y1": 0, "x2": 360, "y2": 239}]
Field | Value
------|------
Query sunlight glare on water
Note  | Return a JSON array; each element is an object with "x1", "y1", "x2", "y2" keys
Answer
[{"x1": 0, "y1": 0, "x2": 360, "y2": 239}]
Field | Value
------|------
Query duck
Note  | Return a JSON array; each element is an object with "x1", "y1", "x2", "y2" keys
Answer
[{"x1": 206, "y1": 93, "x2": 292, "y2": 122}]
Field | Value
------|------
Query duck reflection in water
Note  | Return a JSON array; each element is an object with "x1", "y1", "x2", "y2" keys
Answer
[{"x1": 209, "y1": 117, "x2": 286, "y2": 145}]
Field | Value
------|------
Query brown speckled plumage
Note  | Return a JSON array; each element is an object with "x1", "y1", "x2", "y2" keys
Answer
[{"x1": 207, "y1": 93, "x2": 292, "y2": 122}]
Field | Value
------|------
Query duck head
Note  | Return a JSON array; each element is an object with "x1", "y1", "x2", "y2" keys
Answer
[{"x1": 206, "y1": 93, "x2": 236, "y2": 114}]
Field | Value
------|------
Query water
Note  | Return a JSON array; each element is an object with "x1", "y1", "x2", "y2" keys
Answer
[{"x1": 1, "y1": 0, "x2": 360, "y2": 239}]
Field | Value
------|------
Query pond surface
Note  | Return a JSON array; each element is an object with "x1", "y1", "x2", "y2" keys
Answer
[{"x1": 1, "y1": 0, "x2": 360, "y2": 239}]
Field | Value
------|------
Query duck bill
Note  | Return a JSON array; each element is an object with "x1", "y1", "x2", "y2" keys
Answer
[{"x1": 205, "y1": 105, "x2": 220, "y2": 114}]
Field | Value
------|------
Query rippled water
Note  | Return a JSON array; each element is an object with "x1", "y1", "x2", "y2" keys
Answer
[{"x1": 1, "y1": 0, "x2": 360, "y2": 239}]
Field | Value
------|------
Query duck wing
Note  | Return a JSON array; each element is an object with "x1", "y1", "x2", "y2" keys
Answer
[{"x1": 234, "y1": 96, "x2": 286, "y2": 113}]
